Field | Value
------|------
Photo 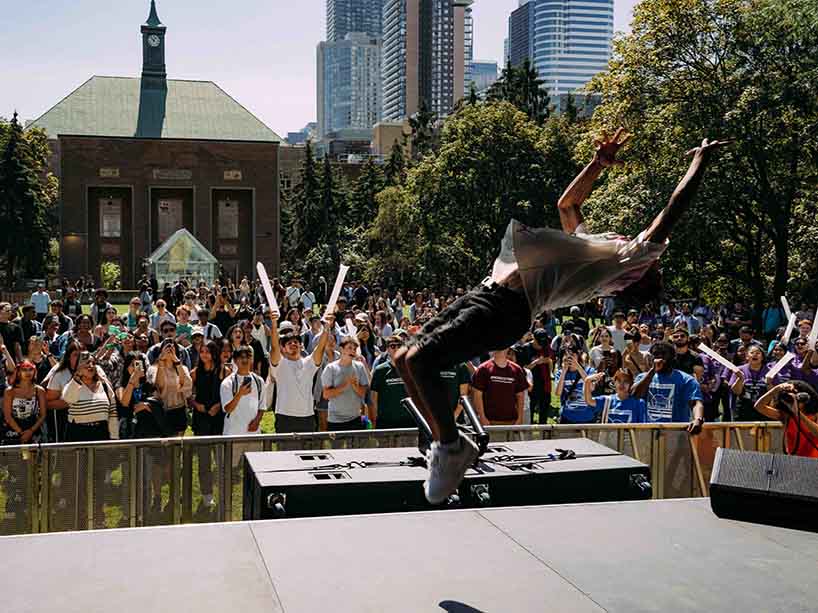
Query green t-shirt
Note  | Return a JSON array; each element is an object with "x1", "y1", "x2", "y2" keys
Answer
[
  {"x1": 371, "y1": 361, "x2": 414, "y2": 429},
  {"x1": 440, "y1": 363, "x2": 472, "y2": 410}
]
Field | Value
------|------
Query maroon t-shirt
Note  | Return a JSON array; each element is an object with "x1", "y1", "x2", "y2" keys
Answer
[{"x1": 472, "y1": 360, "x2": 529, "y2": 422}]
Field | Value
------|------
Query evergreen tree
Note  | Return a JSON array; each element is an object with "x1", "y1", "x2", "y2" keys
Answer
[
  {"x1": 383, "y1": 140, "x2": 406, "y2": 186},
  {"x1": 487, "y1": 59, "x2": 550, "y2": 124},
  {"x1": 468, "y1": 82, "x2": 479, "y2": 106},
  {"x1": 290, "y1": 140, "x2": 321, "y2": 262},
  {"x1": 408, "y1": 101, "x2": 438, "y2": 160},
  {"x1": 0, "y1": 113, "x2": 53, "y2": 284},
  {"x1": 348, "y1": 158, "x2": 384, "y2": 223},
  {"x1": 320, "y1": 154, "x2": 343, "y2": 260}
]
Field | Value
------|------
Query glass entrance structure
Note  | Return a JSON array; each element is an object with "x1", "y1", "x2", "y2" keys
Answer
[{"x1": 147, "y1": 228, "x2": 218, "y2": 286}]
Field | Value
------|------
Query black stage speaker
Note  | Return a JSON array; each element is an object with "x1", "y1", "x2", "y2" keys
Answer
[
  {"x1": 243, "y1": 438, "x2": 651, "y2": 521},
  {"x1": 710, "y1": 448, "x2": 818, "y2": 532}
]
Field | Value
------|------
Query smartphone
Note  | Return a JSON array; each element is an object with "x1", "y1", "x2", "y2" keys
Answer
[{"x1": 243, "y1": 376, "x2": 252, "y2": 387}]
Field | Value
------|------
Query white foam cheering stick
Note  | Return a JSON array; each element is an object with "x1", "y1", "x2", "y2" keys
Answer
[
  {"x1": 324, "y1": 263, "x2": 350, "y2": 322},
  {"x1": 256, "y1": 262, "x2": 280, "y2": 317},
  {"x1": 780, "y1": 296, "x2": 793, "y2": 321},
  {"x1": 698, "y1": 342, "x2": 741, "y2": 374},
  {"x1": 766, "y1": 352, "x2": 795, "y2": 382},
  {"x1": 808, "y1": 316, "x2": 818, "y2": 351},
  {"x1": 782, "y1": 313, "x2": 797, "y2": 345}
]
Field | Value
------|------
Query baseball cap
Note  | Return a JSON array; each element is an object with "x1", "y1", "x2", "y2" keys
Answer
[
  {"x1": 570, "y1": 306, "x2": 581, "y2": 315},
  {"x1": 190, "y1": 326, "x2": 204, "y2": 338}
]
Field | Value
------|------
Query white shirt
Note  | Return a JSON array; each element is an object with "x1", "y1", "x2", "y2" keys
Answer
[
  {"x1": 301, "y1": 291, "x2": 316, "y2": 310},
  {"x1": 31, "y1": 290, "x2": 51, "y2": 314},
  {"x1": 220, "y1": 373, "x2": 265, "y2": 435},
  {"x1": 271, "y1": 355, "x2": 319, "y2": 418},
  {"x1": 608, "y1": 326, "x2": 626, "y2": 353}
]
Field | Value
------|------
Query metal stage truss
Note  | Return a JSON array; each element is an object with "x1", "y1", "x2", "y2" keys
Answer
[{"x1": 0, "y1": 422, "x2": 784, "y2": 535}]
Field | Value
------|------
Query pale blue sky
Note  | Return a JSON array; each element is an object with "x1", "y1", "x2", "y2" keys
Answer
[{"x1": 0, "y1": 0, "x2": 639, "y2": 136}]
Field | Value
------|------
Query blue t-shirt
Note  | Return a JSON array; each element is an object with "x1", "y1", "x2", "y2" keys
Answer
[
  {"x1": 634, "y1": 369, "x2": 703, "y2": 423},
  {"x1": 555, "y1": 368, "x2": 598, "y2": 424},
  {"x1": 597, "y1": 395, "x2": 648, "y2": 424}
]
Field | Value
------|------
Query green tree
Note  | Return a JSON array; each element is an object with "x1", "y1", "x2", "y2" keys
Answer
[
  {"x1": 0, "y1": 113, "x2": 56, "y2": 285},
  {"x1": 487, "y1": 59, "x2": 551, "y2": 124},
  {"x1": 289, "y1": 140, "x2": 321, "y2": 264},
  {"x1": 403, "y1": 102, "x2": 576, "y2": 283},
  {"x1": 348, "y1": 158, "x2": 384, "y2": 224},
  {"x1": 408, "y1": 101, "x2": 438, "y2": 160},
  {"x1": 584, "y1": 0, "x2": 818, "y2": 307},
  {"x1": 319, "y1": 154, "x2": 345, "y2": 260},
  {"x1": 384, "y1": 139, "x2": 406, "y2": 185}
]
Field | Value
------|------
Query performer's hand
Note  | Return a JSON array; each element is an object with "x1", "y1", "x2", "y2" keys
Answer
[
  {"x1": 594, "y1": 127, "x2": 632, "y2": 168},
  {"x1": 686, "y1": 138, "x2": 732, "y2": 158}
]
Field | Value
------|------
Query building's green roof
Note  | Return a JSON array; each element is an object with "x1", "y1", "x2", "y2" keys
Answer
[{"x1": 29, "y1": 76, "x2": 280, "y2": 142}]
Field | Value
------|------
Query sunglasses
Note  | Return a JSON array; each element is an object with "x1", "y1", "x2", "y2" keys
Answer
[{"x1": 388, "y1": 343, "x2": 403, "y2": 349}]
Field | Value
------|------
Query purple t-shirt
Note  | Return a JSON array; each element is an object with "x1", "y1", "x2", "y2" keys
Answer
[{"x1": 728, "y1": 363, "x2": 770, "y2": 421}]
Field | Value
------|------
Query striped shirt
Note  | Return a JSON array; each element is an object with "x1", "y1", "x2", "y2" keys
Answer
[{"x1": 61, "y1": 378, "x2": 118, "y2": 437}]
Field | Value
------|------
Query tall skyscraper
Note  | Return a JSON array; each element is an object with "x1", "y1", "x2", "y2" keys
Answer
[
  {"x1": 507, "y1": 0, "x2": 613, "y2": 97},
  {"x1": 317, "y1": 33, "x2": 382, "y2": 138},
  {"x1": 326, "y1": 0, "x2": 384, "y2": 41},
  {"x1": 382, "y1": 0, "x2": 474, "y2": 121}
]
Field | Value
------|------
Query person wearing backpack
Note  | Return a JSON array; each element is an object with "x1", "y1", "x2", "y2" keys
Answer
[{"x1": 221, "y1": 345, "x2": 266, "y2": 435}]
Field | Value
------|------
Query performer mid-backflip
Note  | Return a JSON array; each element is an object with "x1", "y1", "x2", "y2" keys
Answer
[{"x1": 395, "y1": 129, "x2": 729, "y2": 503}]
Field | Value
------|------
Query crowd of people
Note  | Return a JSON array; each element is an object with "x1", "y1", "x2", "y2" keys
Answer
[{"x1": 1, "y1": 276, "x2": 817, "y2": 468}]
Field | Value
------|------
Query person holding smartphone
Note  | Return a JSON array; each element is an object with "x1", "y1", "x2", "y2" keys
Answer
[
  {"x1": 147, "y1": 339, "x2": 192, "y2": 436},
  {"x1": 220, "y1": 345, "x2": 265, "y2": 435},
  {"x1": 61, "y1": 352, "x2": 118, "y2": 442}
]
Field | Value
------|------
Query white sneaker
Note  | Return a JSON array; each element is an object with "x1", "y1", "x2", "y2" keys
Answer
[{"x1": 424, "y1": 434, "x2": 480, "y2": 505}]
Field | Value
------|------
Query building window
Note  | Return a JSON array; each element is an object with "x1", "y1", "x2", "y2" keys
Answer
[
  {"x1": 218, "y1": 199, "x2": 240, "y2": 239},
  {"x1": 157, "y1": 198, "x2": 183, "y2": 243},
  {"x1": 99, "y1": 198, "x2": 121, "y2": 238}
]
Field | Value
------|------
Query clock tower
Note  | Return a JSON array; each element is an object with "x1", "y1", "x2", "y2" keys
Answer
[{"x1": 141, "y1": 0, "x2": 167, "y2": 87}]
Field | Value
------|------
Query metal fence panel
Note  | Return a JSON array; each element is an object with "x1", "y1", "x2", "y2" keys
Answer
[
  {"x1": 0, "y1": 448, "x2": 37, "y2": 535},
  {"x1": 0, "y1": 423, "x2": 786, "y2": 535}
]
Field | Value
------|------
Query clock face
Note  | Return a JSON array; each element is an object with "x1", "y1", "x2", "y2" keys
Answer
[{"x1": 147, "y1": 34, "x2": 161, "y2": 47}]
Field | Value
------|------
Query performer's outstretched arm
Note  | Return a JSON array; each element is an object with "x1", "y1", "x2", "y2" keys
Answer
[
  {"x1": 642, "y1": 139, "x2": 730, "y2": 244},
  {"x1": 557, "y1": 128, "x2": 631, "y2": 234}
]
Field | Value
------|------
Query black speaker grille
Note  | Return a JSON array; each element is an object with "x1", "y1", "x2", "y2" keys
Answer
[
  {"x1": 770, "y1": 454, "x2": 818, "y2": 498},
  {"x1": 712, "y1": 448, "x2": 772, "y2": 491}
]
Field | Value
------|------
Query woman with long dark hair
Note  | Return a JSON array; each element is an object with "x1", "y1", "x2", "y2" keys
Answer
[
  {"x1": 116, "y1": 351, "x2": 159, "y2": 440},
  {"x1": 3, "y1": 361, "x2": 48, "y2": 445},
  {"x1": 190, "y1": 340, "x2": 223, "y2": 516},
  {"x1": 44, "y1": 340, "x2": 83, "y2": 442},
  {"x1": 72, "y1": 314, "x2": 98, "y2": 351},
  {"x1": 25, "y1": 335, "x2": 57, "y2": 385}
]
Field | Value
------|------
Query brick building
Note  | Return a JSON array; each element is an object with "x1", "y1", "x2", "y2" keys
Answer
[{"x1": 29, "y1": 1, "x2": 281, "y2": 287}]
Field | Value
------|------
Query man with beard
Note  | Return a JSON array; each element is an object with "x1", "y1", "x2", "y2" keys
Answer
[
  {"x1": 632, "y1": 341, "x2": 704, "y2": 431},
  {"x1": 671, "y1": 326, "x2": 703, "y2": 379}
]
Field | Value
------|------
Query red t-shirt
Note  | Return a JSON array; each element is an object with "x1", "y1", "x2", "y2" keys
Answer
[
  {"x1": 785, "y1": 414, "x2": 818, "y2": 458},
  {"x1": 472, "y1": 360, "x2": 529, "y2": 423}
]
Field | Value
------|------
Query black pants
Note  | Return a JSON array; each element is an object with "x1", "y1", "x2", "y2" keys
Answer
[
  {"x1": 328, "y1": 417, "x2": 364, "y2": 432},
  {"x1": 411, "y1": 283, "x2": 531, "y2": 370},
  {"x1": 275, "y1": 414, "x2": 315, "y2": 434},
  {"x1": 65, "y1": 421, "x2": 110, "y2": 442}
]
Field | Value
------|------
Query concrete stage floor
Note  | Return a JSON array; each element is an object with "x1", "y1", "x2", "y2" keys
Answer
[{"x1": 2, "y1": 498, "x2": 816, "y2": 612}]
